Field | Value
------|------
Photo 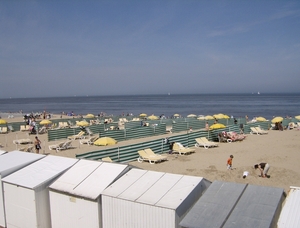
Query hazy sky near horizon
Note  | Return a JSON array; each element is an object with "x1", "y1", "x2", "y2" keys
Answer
[{"x1": 1, "y1": 1, "x2": 300, "y2": 98}]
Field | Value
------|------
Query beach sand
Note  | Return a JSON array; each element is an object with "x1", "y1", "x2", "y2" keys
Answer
[{"x1": 1, "y1": 114, "x2": 300, "y2": 193}]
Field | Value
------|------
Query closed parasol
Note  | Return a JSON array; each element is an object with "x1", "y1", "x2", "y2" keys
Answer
[{"x1": 94, "y1": 137, "x2": 117, "y2": 146}]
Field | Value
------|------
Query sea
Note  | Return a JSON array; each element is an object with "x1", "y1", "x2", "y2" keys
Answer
[{"x1": 0, "y1": 93, "x2": 299, "y2": 120}]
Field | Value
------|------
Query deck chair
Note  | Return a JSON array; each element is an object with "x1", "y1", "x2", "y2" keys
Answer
[
  {"x1": 250, "y1": 127, "x2": 260, "y2": 135},
  {"x1": 85, "y1": 127, "x2": 94, "y2": 135},
  {"x1": 195, "y1": 137, "x2": 218, "y2": 149},
  {"x1": 144, "y1": 148, "x2": 168, "y2": 160},
  {"x1": 8, "y1": 125, "x2": 14, "y2": 132},
  {"x1": 79, "y1": 135, "x2": 99, "y2": 145},
  {"x1": 137, "y1": 150, "x2": 165, "y2": 164},
  {"x1": 0, "y1": 127, "x2": 8, "y2": 134},
  {"x1": 49, "y1": 140, "x2": 73, "y2": 152},
  {"x1": 19, "y1": 145, "x2": 34, "y2": 153},
  {"x1": 38, "y1": 126, "x2": 47, "y2": 134},
  {"x1": 13, "y1": 138, "x2": 33, "y2": 145},
  {"x1": 102, "y1": 157, "x2": 113, "y2": 162},
  {"x1": 172, "y1": 143, "x2": 195, "y2": 155},
  {"x1": 255, "y1": 127, "x2": 268, "y2": 135},
  {"x1": 67, "y1": 131, "x2": 85, "y2": 140}
]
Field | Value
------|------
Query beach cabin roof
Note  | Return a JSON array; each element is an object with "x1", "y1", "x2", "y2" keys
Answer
[
  {"x1": 102, "y1": 168, "x2": 210, "y2": 209},
  {"x1": 49, "y1": 159, "x2": 129, "y2": 200},
  {"x1": 0, "y1": 151, "x2": 44, "y2": 177},
  {"x1": 180, "y1": 180, "x2": 285, "y2": 228},
  {"x1": 278, "y1": 186, "x2": 300, "y2": 228},
  {"x1": 2, "y1": 155, "x2": 78, "y2": 189}
]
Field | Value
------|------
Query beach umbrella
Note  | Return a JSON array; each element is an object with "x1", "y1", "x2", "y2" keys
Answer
[
  {"x1": 197, "y1": 116, "x2": 205, "y2": 120},
  {"x1": 0, "y1": 119, "x2": 7, "y2": 124},
  {"x1": 173, "y1": 114, "x2": 180, "y2": 117},
  {"x1": 147, "y1": 115, "x2": 159, "y2": 120},
  {"x1": 223, "y1": 114, "x2": 230, "y2": 119},
  {"x1": 295, "y1": 115, "x2": 300, "y2": 120},
  {"x1": 39, "y1": 120, "x2": 52, "y2": 125},
  {"x1": 77, "y1": 121, "x2": 89, "y2": 127},
  {"x1": 205, "y1": 115, "x2": 214, "y2": 120},
  {"x1": 94, "y1": 137, "x2": 117, "y2": 146},
  {"x1": 187, "y1": 114, "x2": 197, "y2": 118},
  {"x1": 271, "y1": 116, "x2": 283, "y2": 123},
  {"x1": 139, "y1": 113, "x2": 147, "y2": 117},
  {"x1": 209, "y1": 123, "x2": 226, "y2": 130},
  {"x1": 256, "y1": 117, "x2": 267, "y2": 122},
  {"x1": 86, "y1": 114, "x2": 94, "y2": 118}
]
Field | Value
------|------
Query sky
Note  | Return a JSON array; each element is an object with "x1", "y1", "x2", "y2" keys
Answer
[{"x1": 1, "y1": 0, "x2": 300, "y2": 98}]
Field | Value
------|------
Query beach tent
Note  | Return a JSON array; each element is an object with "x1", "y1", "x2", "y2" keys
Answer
[
  {"x1": 49, "y1": 160, "x2": 130, "y2": 228},
  {"x1": 277, "y1": 186, "x2": 300, "y2": 227},
  {"x1": 180, "y1": 180, "x2": 285, "y2": 228},
  {"x1": 2, "y1": 155, "x2": 78, "y2": 228},
  {"x1": 0, "y1": 151, "x2": 45, "y2": 227},
  {"x1": 101, "y1": 169, "x2": 211, "y2": 228}
]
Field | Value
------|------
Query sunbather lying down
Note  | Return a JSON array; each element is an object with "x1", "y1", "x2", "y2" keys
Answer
[{"x1": 226, "y1": 131, "x2": 246, "y2": 141}]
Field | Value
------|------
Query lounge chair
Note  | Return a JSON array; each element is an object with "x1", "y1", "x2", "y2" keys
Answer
[
  {"x1": 13, "y1": 138, "x2": 33, "y2": 145},
  {"x1": 255, "y1": 127, "x2": 268, "y2": 134},
  {"x1": 0, "y1": 127, "x2": 8, "y2": 134},
  {"x1": 195, "y1": 137, "x2": 218, "y2": 149},
  {"x1": 144, "y1": 148, "x2": 168, "y2": 160},
  {"x1": 38, "y1": 126, "x2": 47, "y2": 134},
  {"x1": 102, "y1": 157, "x2": 113, "y2": 162},
  {"x1": 8, "y1": 125, "x2": 14, "y2": 132},
  {"x1": 137, "y1": 150, "x2": 166, "y2": 164},
  {"x1": 19, "y1": 145, "x2": 34, "y2": 153},
  {"x1": 67, "y1": 131, "x2": 85, "y2": 140},
  {"x1": 172, "y1": 143, "x2": 195, "y2": 155},
  {"x1": 218, "y1": 132, "x2": 232, "y2": 143},
  {"x1": 250, "y1": 127, "x2": 260, "y2": 135},
  {"x1": 79, "y1": 135, "x2": 99, "y2": 145},
  {"x1": 226, "y1": 132, "x2": 247, "y2": 141},
  {"x1": 49, "y1": 140, "x2": 73, "y2": 152}
]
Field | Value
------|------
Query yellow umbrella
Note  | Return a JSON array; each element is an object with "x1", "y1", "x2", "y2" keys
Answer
[
  {"x1": 86, "y1": 114, "x2": 94, "y2": 118},
  {"x1": 209, "y1": 123, "x2": 226, "y2": 130},
  {"x1": 173, "y1": 114, "x2": 180, "y2": 117},
  {"x1": 271, "y1": 116, "x2": 283, "y2": 123},
  {"x1": 39, "y1": 120, "x2": 52, "y2": 125},
  {"x1": 94, "y1": 137, "x2": 117, "y2": 146},
  {"x1": 0, "y1": 119, "x2": 7, "y2": 124},
  {"x1": 197, "y1": 116, "x2": 206, "y2": 120},
  {"x1": 223, "y1": 114, "x2": 230, "y2": 119},
  {"x1": 295, "y1": 115, "x2": 300, "y2": 120},
  {"x1": 139, "y1": 113, "x2": 147, "y2": 117},
  {"x1": 205, "y1": 115, "x2": 215, "y2": 120},
  {"x1": 256, "y1": 117, "x2": 267, "y2": 122},
  {"x1": 147, "y1": 115, "x2": 159, "y2": 120},
  {"x1": 77, "y1": 121, "x2": 89, "y2": 127},
  {"x1": 187, "y1": 114, "x2": 197, "y2": 118}
]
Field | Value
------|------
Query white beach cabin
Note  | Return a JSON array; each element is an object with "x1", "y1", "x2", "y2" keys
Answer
[
  {"x1": 49, "y1": 159, "x2": 130, "y2": 228},
  {"x1": 2, "y1": 155, "x2": 78, "y2": 228},
  {"x1": 101, "y1": 169, "x2": 211, "y2": 228},
  {"x1": 0, "y1": 151, "x2": 45, "y2": 227}
]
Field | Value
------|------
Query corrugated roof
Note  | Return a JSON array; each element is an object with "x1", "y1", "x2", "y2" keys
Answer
[
  {"x1": 49, "y1": 159, "x2": 129, "y2": 200},
  {"x1": 180, "y1": 180, "x2": 247, "y2": 228},
  {"x1": 278, "y1": 186, "x2": 300, "y2": 228},
  {"x1": 2, "y1": 155, "x2": 78, "y2": 189}
]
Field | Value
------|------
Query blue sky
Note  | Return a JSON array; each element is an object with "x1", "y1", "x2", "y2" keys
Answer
[{"x1": 1, "y1": 0, "x2": 300, "y2": 98}]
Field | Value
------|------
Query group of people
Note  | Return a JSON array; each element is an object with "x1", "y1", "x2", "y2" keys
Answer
[{"x1": 227, "y1": 155, "x2": 270, "y2": 178}]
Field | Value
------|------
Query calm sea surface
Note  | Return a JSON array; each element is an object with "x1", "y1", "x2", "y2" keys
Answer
[{"x1": 0, "y1": 93, "x2": 299, "y2": 120}]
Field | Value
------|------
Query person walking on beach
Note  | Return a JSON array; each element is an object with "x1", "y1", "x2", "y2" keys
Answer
[
  {"x1": 205, "y1": 122, "x2": 209, "y2": 130},
  {"x1": 254, "y1": 163, "x2": 270, "y2": 178},
  {"x1": 34, "y1": 136, "x2": 41, "y2": 154},
  {"x1": 227, "y1": 155, "x2": 234, "y2": 170}
]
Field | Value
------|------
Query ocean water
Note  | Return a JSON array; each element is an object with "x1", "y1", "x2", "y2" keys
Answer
[{"x1": 0, "y1": 93, "x2": 299, "y2": 120}]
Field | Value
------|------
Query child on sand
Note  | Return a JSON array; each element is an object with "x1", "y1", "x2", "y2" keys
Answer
[{"x1": 227, "y1": 155, "x2": 234, "y2": 170}]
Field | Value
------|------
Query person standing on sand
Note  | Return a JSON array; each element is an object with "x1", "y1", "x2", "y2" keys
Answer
[
  {"x1": 227, "y1": 155, "x2": 234, "y2": 170},
  {"x1": 254, "y1": 163, "x2": 270, "y2": 178},
  {"x1": 34, "y1": 136, "x2": 41, "y2": 154}
]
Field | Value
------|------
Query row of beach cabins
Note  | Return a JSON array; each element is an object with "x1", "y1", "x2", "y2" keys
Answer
[{"x1": 0, "y1": 150, "x2": 299, "y2": 228}]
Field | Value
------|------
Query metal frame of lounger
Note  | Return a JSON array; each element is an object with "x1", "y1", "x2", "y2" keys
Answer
[
  {"x1": 195, "y1": 138, "x2": 218, "y2": 149},
  {"x1": 172, "y1": 143, "x2": 195, "y2": 155},
  {"x1": 144, "y1": 148, "x2": 168, "y2": 160},
  {"x1": 137, "y1": 150, "x2": 164, "y2": 164}
]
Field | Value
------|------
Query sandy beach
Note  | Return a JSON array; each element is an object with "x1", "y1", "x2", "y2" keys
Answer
[{"x1": 1, "y1": 114, "x2": 300, "y2": 193}]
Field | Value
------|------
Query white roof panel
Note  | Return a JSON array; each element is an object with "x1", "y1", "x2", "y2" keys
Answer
[
  {"x1": 2, "y1": 155, "x2": 78, "y2": 189},
  {"x1": 0, "y1": 150, "x2": 7, "y2": 155},
  {"x1": 0, "y1": 151, "x2": 44, "y2": 177},
  {"x1": 49, "y1": 159, "x2": 128, "y2": 200},
  {"x1": 278, "y1": 186, "x2": 300, "y2": 228}
]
